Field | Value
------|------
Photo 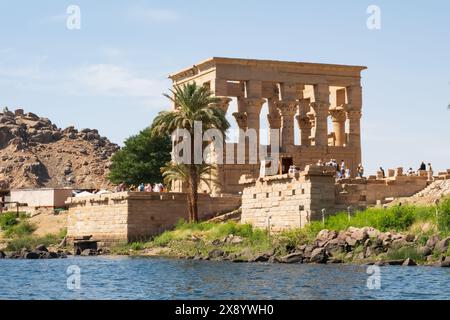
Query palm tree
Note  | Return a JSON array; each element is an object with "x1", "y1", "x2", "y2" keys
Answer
[
  {"x1": 160, "y1": 163, "x2": 217, "y2": 221},
  {"x1": 151, "y1": 83, "x2": 230, "y2": 222}
]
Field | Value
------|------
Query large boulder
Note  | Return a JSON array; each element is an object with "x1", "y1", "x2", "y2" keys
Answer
[
  {"x1": 402, "y1": 258, "x2": 417, "y2": 266},
  {"x1": 35, "y1": 244, "x2": 48, "y2": 252},
  {"x1": 426, "y1": 235, "x2": 440, "y2": 249},
  {"x1": 310, "y1": 248, "x2": 328, "y2": 264},
  {"x1": 0, "y1": 251, "x2": 5, "y2": 259},
  {"x1": 417, "y1": 246, "x2": 432, "y2": 257},
  {"x1": 279, "y1": 252, "x2": 303, "y2": 264},
  {"x1": 345, "y1": 236, "x2": 358, "y2": 247},
  {"x1": 440, "y1": 257, "x2": 450, "y2": 268},
  {"x1": 324, "y1": 238, "x2": 346, "y2": 256},
  {"x1": 24, "y1": 251, "x2": 40, "y2": 259},
  {"x1": 208, "y1": 249, "x2": 224, "y2": 259},
  {"x1": 435, "y1": 237, "x2": 450, "y2": 254},
  {"x1": 348, "y1": 227, "x2": 369, "y2": 242}
]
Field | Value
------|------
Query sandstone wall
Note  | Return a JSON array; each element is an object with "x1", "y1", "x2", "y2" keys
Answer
[
  {"x1": 240, "y1": 165, "x2": 432, "y2": 232},
  {"x1": 336, "y1": 175, "x2": 429, "y2": 206},
  {"x1": 66, "y1": 192, "x2": 241, "y2": 244},
  {"x1": 241, "y1": 165, "x2": 336, "y2": 232}
]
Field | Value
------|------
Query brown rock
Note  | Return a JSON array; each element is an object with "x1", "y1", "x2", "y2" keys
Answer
[
  {"x1": 402, "y1": 258, "x2": 417, "y2": 266},
  {"x1": 435, "y1": 237, "x2": 450, "y2": 254},
  {"x1": 310, "y1": 248, "x2": 328, "y2": 263}
]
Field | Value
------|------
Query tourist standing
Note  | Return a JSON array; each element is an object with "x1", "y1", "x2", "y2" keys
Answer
[
  {"x1": 340, "y1": 160, "x2": 346, "y2": 178},
  {"x1": 379, "y1": 167, "x2": 385, "y2": 178},
  {"x1": 138, "y1": 183, "x2": 145, "y2": 192},
  {"x1": 345, "y1": 168, "x2": 351, "y2": 179},
  {"x1": 357, "y1": 164, "x2": 364, "y2": 178},
  {"x1": 419, "y1": 161, "x2": 426, "y2": 171},
  {"x1": 407, "y1": 167, "x2": 414, "y2": 176},
  {"x1": 427, "y1": 163, "x2": 434, "y2": 182}
]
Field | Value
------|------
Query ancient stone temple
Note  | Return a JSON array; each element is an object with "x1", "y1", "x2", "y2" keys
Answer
[{"x1": 169, "y1": 57, "x2": 366, "y2": 194}]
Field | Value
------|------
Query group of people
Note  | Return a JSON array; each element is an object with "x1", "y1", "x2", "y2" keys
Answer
[
  {"x1": 406, "y1": 161, "x2": 434, "y2": 181},
  {"x1": 379, "y1": 161, "x2": 434, "y2": 181},
  {"x1": 114, "y1": 182, "x2": 166, "y2": 193},
  {"x1": 315, "y1": 159, "x2": 365, "y2": 179}
]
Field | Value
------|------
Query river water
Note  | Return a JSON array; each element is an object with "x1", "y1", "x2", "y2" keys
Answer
[{"x1": 0, "y1": 256, "x2": 448, "y2": 300}]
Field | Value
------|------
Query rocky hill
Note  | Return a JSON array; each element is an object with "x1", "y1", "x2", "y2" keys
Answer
[{"x1": 0, "y1": 108, "x2": 119, "y2": 190}]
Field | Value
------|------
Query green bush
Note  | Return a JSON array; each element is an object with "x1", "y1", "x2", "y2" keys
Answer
[
  {"x1": 0, "y1": 212, "x2": 18, "y2": 230},
  {"x1": 4, "y1": 221, "x2": 36, "y2": 238},
  {"x1": 130, "y1": 242, "x2": 145, "y2": 250},
  {"x1": 323, "y1": 205, "x2": 434, "y2": 232},
  {"x1": 6, "y1": 233, "x2": 61, "y2": 251},
  {"x1": 386, "y1": 246, "x2": 425, "y2": 262},
  {"x1": 438, "y1": 198, "x2": 450, "y2": 234},
  {"x1": 152, "y1": 231, "x2": 176, "y2": 247}
]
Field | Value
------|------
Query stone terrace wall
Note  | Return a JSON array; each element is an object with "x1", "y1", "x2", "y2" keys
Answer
[
  {"x1": 240, "y1": 165, "x2": 433, "y2": 232},
  {"x1": 240, "y1": 165, "x2": 336, "y2": 232},
  {"x1": 336, "y1": 172, "x2": 429, "y2": 206},
  {"x1": 66, "y1": 192, "x2": 241, "y2": 244}
]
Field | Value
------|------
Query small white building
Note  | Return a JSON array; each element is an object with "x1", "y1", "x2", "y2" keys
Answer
[{"x1": 10, "y1": 188, "x2": 73, "y2": 210}]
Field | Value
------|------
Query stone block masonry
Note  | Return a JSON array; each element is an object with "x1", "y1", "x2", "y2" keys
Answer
[
  {"x1": 240, "y1": 165, "x2": 435, "y2": 232},
  {"x1": 66, "y1": 192, "x2": 241, "y2": 244},
  {"x1": 240, "y1": 165, "x2": 336, "y2": 232}
]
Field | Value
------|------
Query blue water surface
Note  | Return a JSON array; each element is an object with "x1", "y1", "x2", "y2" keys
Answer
[{"x1": 0, "y1": 256, "x2": 448, "y2": 300}]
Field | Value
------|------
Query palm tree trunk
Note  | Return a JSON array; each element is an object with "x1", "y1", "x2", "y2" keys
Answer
[{"x1": 189, "y1": 164, "x2": 199, "y2": 222}]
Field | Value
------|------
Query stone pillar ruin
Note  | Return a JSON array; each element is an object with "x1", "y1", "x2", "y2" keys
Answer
[
  {"x1": 237, "y1": 97, "x2": 265, "y2": 150},
  {"x1": 346, "y1": 85, "x2": 363, "y2": 167},
  {"x1": 311, "y1": 84, "x2": 330, "y2": 147},
  {"x1": 329, "y1": 106, "x2": 346, "y2": 146},
  {"x1": 267, "y1": 98, "x2": 282, "y2": 147},
  {"x1": 275, "y1": 100, "x2": 298, "y2": 150},
  {"x1": 296, "y1": 99, "x2": 312, "y2": 146}
]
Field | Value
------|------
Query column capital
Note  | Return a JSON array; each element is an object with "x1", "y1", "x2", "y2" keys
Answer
[
  {"x1": 232, "y1": 111, "x2": 248, "y2": 130},
  {"x1": 267, "y1": 112, "x2": 282, "y2": 129},
  {"x1": 237, "y1": 97, "x2": 265, "y2": 112},
  {"x1": 296, "y1": 114, "x2": 312, "y2": 129},
  {"x1": 346, "y1": 110, "x2": 362, "y2": 120},
  {"x1": 275, "y1": 100, "x2": 298, "y2": 116},
  {"x1": 210, "y1": 97, "x2": 232, "y2": 113},
  {"x1": 329, "y1": 106, "x2": 346, "y2": 122}
]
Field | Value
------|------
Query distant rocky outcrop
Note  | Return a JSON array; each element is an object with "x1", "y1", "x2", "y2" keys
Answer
[{"x1": 0, "y1": 107, "x2": 119, "y2": 190}]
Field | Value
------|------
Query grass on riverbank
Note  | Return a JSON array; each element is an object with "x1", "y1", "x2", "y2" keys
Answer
[
  {"x1": 111, "y1": 197, "x2": 450, "y2": 261},
  {"x1": 0, "y1": 212, "x2": 67, "y2": 251}
]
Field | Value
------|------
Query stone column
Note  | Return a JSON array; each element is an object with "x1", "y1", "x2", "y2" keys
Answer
[
  {"x1": 310, "y1": 102, "x2": 329, "y2": 146},
  {"x1": 267, "y1": 98, "x2": 281, "y2": 147},
  {"x1": 275, "y1": 100, "x2": 298, "y2": 150},
  {"x1": 346, "y1": 85, "x2": 363, "y2": 167},
  {"x1": 311, "y1": 84, "x2": 330, "y2": 147},
  {"x1": 329, "y1": 105, "x2": 346, "y2": 146},
  {"x1": 346, "y1": 110, "x2": 362, "y2": 149},
  {"x1": 296, "y1": 99, "x2": 312, "y2": 146},
  {"x1": 211, "y1": 97, "x2": 232, "y2": 114},
  {"x1": 237, "y1": 97, "x2": 265, "y2": 149}
]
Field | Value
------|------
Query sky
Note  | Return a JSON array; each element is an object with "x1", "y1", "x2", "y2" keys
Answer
[{"x1": 0, "y1": 0, "x2": 449, "y2": 175}]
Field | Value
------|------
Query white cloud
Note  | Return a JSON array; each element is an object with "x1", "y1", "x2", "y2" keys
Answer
[
  {"x1": 71, "y1": 64, "x2": 168, "y2": 99},
  {"x1": 128, "y1": 7, "x2": 179, "y2": 22}
]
